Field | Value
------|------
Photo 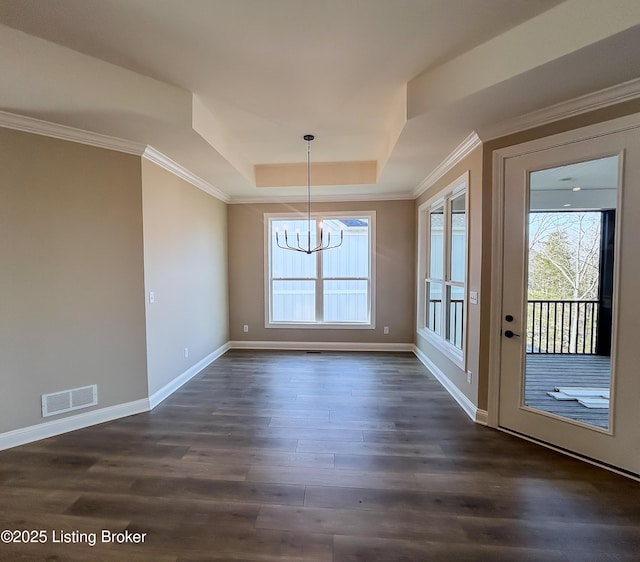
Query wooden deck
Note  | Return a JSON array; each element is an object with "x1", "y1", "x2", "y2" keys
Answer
[{"x1": 525, "y1": 354, "x2": 611, "y2": 429}]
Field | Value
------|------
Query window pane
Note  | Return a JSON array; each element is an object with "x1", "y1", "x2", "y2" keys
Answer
[
  {"x1": 271, "y1": 220, "x2": 317, "y2": 278},
  {"x1": 447, "y1": 285, "x2": 465, "y2": 350},
  {"x1": 323, "y1": 280, "x2": 368, "y2": 322},
  {"x1": 450, "y1": 194, "x2": 466, "y2": 283},
  {"x1": 323, "y1": 218, "x2": 369, "y2": 278},
  {"x1": 426, "y1": 281, "x2": 443, "y2": 335},
  {"x1": 429, "y1": 208, "x2": 444, "y2": 280},
  {"x1": 272, "y1": 280, "x2": 315, "y2": 322}
]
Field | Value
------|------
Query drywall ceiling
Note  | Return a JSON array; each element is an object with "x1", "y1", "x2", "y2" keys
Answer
[
  {"x1": 1, "y1": 0, "x2": 640, "y2": 201},
  {"x1": 530, "y1": 155, "x2": 619, "y2": 211}
]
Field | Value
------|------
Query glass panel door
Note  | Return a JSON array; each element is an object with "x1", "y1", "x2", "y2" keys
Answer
[{"x1": 524, "y1": 156, "x2": 618, "y2": 429}]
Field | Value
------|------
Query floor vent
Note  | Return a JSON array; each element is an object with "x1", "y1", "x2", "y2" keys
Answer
[{"x1": 41, "y1": 384, "x2": 98, "y2": 418}]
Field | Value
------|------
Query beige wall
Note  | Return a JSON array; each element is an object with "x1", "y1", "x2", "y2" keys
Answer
[
  {"x1": 142, "y1": 160, "x2": 229, "y2": 395},
  {"x1": 415, "y1": 147, "x2": 483, "y2": 406},
  {"x1": 0, "y1": 128, "x2": 148, "y2": 433},
  {"x1": 228, "y1": 200, "x2": 415, "y2": 343}
]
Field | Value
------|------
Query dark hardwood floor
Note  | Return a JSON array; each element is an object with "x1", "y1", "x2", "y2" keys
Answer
[{"x1": 1, "y1": 350, "x2": 639, "y2": 561}]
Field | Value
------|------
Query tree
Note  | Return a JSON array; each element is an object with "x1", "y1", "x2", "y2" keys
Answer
[
  {"x1": 528, "y1": 212, "x2": 601, "y2": 352},
  {"x1": 529, "y1": 230, "x2": 574, "y2": 299},
  {"x1": 529, "y1": 212, "x2": 600, "y2": 300}
]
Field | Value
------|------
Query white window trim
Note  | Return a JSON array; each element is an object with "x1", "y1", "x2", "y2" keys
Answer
[
  {"x1": 264, "y1": 210, "x2": 376, "y2": 329},
  {"x1": 416, "y1": 172, "x2": 469, "y2": 368}
]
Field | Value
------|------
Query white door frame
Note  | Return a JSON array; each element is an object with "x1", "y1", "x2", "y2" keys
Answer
[{"x1": 487, "y1": 111, "x2": 640, "y2": 431}]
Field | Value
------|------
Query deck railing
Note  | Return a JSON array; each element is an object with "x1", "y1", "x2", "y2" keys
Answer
[
  {"x1": 427, "y1": 299, "x2": 464, "y2": 349},
  {"x1": 527, "y1": 299, "x2": 599, "y2": 354}
]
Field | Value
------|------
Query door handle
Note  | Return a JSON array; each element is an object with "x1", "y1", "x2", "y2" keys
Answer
[{"x1": 504, "y1": 330, "x2": 520, "y2": 339}]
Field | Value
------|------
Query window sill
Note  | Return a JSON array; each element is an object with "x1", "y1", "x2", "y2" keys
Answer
[
  {"x1": 416, "y1": 327, "x2": 464, "y2": 369},
  {"x1": 267, "y1": 321, "x2": 375, "y2": 330}
]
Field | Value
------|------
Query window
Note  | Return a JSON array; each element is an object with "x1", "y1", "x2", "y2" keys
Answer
[
  {"x1": 417, "y1": 173, "x2": 468, "y2": 364},
  {"x1": 265, "y1": 212, "x2": 375, "y2": 328}
]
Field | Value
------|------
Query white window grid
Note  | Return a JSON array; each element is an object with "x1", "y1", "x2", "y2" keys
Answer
[{"x1": 264, "y1": 211, "x2": 376, "y2": 329}]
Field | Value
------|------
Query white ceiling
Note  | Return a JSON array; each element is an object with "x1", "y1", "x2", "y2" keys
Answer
[
  {"x1": 530, "y1": 155, "x2": 619, "y2": 211},
  {"x1": 1, "y1": 0, "x2": 640, "y2": 201}
]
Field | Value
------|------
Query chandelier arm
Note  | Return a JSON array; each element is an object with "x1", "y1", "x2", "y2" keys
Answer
[
  {"x1": 310, "y1": 235, "x2": 327, "y2": 252},
  {"x1": 312, "y1": 231, "x2": 327, "y2": 251},
  {"x1": 280, "y1": 240, "x2": 309, "y2": 254},
  {"x1": 276, "y1": 237, "x2": 294, "y2": 251},
  {"x1": 322, "y1": 231, "x2": 344, "y2": 251},
  {"x1": 309, "y1": 231, "x2": 344, "y2": 253},
  {"x1": 275, "y1": 230, "x2": 308, "y2": 253},
  {"x1": 324, "y1": 238, "x2": 344, "y2": 250},
  {"x1": 308, "y1": 239, "x2": 343, "y2": 253}
]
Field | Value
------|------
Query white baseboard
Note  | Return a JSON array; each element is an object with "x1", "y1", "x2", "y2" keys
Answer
[
  {"x1": 229, "y1": 340, "x2": 414, "y2": 352},
  {"x1": 413, "y1": 345, "x2": 478, "y2": 422},
  {"x1": 0, "y1": 342, "x2": 231, "y2": 451},
  {"x1": 148, "y1": 342, "x2": 230, "y2": 409},
  {"x1": 0, "y1": 398, "x2": 149, "y2": 452},
  {"x1": 475, "y1": 409, "x2": 489, "y2": 426}
]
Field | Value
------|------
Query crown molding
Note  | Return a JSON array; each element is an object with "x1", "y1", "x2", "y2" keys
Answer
[
  {"x1": 412, "y1": 132, "x2": 481, "y2": 199},
  {"x1": 142, "y1": 147, "x2": 230, "y2": 203},
  {"x1": 228, "y1": 191, "x2": 415, "y2": 204},
  {"x1": 0, "y1": 110, "x2": 231, "y2": 203},
  {"x1": 0, "y1": 110, "x2": 146, "y2": 155},
  {"x1": 480, "y1": 77, "x2": 640, "y2": 141}
]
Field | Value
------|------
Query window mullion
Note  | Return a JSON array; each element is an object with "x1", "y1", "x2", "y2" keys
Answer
[
  {"x1": 316, "y1": 218, "x2": 323, "y2": 322},
  {"x1": 323, "y1": 276, "x2": 368, "y2": 281},
  {"x1": 442, "y1": 198, "x2": 451, "y2": 339},
  {"x1": 272, "y1": 276, "x2": 317, "y2": 281}
]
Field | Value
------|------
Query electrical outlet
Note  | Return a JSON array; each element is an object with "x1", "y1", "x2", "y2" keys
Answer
[
  {"x1": 243, "y1": 325, "x2": 249, "y2": 333},
  {"x1": 184, "y1": 347, "x2": 189, "y2": 358},
  {"x1": 383, "y1": 326, "x2": 389, "y2": 335},
  {"x1": 149, "y1": 291, "x2": 155, "y2": 304},
  {"x1": 466, "y1": 370, "x2": 472, "y2": 384}
]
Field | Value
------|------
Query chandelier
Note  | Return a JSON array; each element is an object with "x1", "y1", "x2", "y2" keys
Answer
[{"x1": 275, "y1": 134, "x2": 344, "y2": 254}]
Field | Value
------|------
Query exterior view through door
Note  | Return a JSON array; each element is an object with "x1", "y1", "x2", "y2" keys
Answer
[{"x1": 525, "y1": 156, "x2": 617, "y2": 430}]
